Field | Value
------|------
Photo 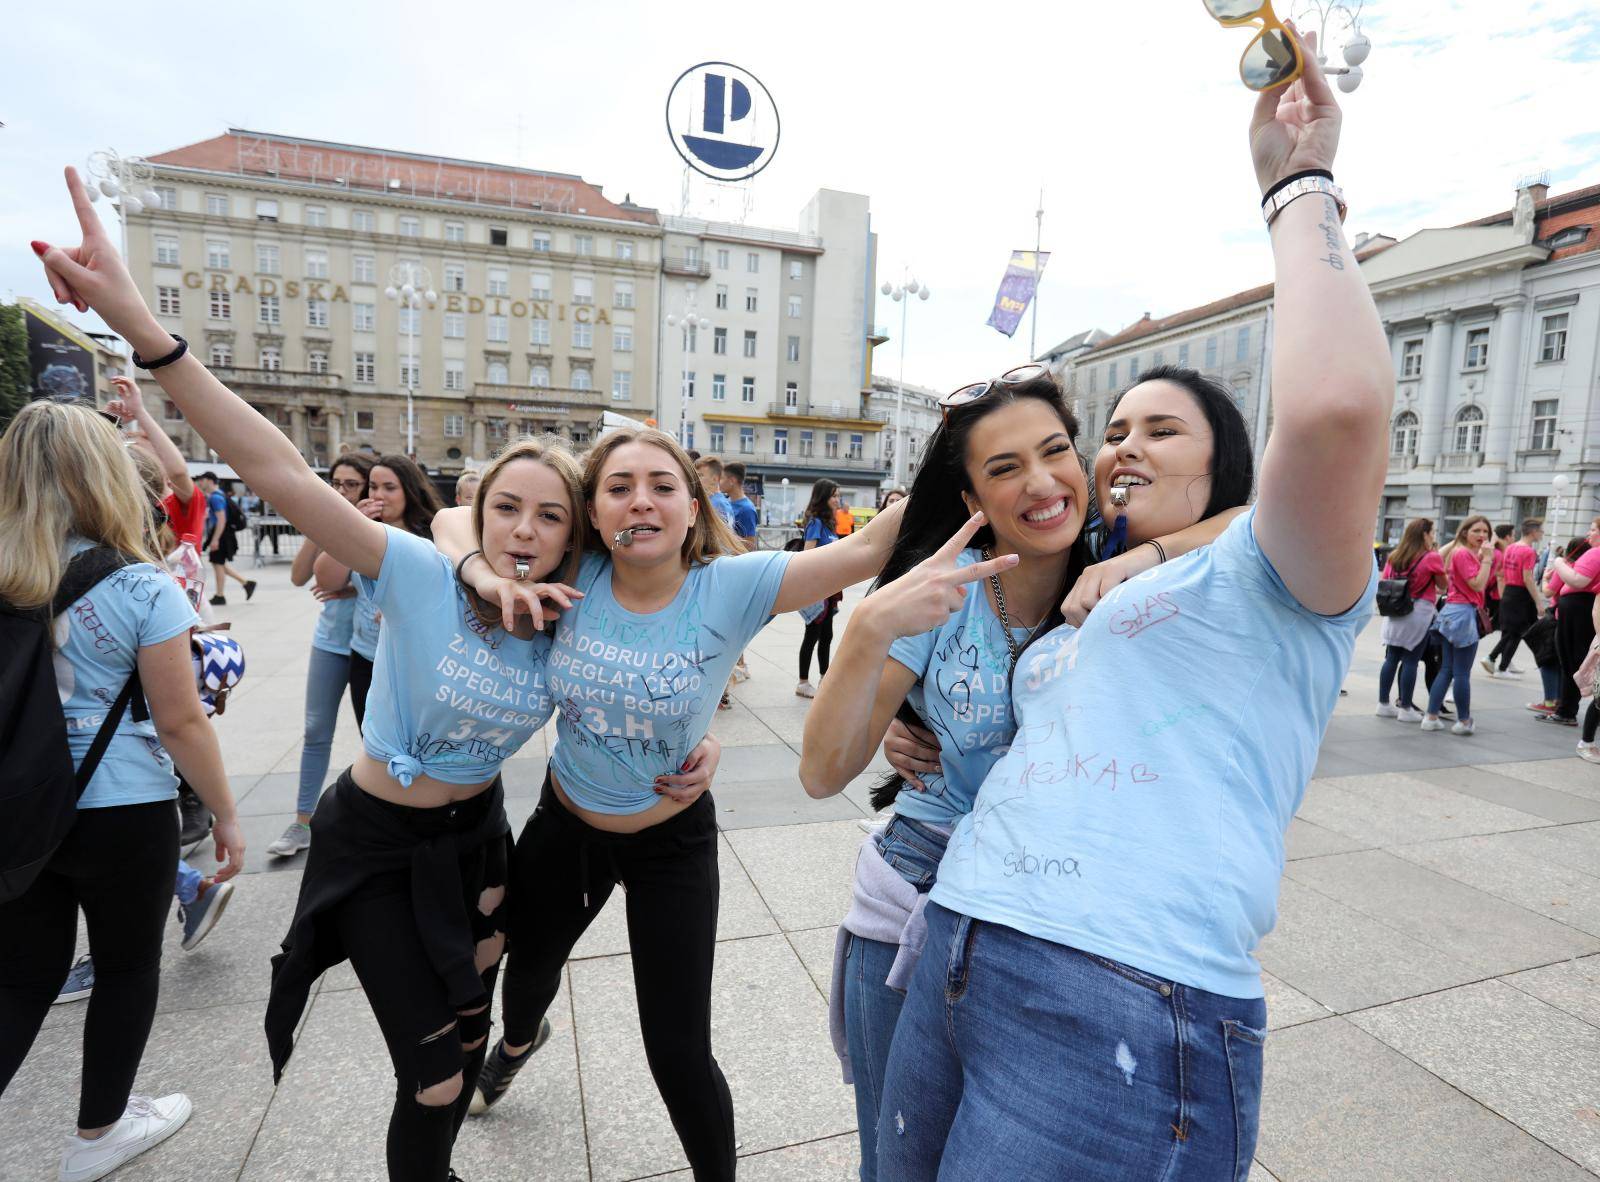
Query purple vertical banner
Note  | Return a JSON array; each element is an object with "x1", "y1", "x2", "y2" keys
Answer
[{"x1": 985, "y1": 250, "x2": 1051, "y2": 338}]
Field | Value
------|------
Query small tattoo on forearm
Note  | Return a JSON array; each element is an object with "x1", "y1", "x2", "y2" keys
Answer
[{"x1": 1318, "y1": 196, "x2": 1345, "y2": 270}]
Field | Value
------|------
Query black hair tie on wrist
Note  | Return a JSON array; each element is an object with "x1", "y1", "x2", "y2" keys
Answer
[
  {"x1": 1261, "y1": 169, "x2": 1333, "y2": 207},
  {"x1": 132, "y1": 335, "x2": 188, "y2": 371},
  {"x1": 454, "y1": 549, "x2": 484, "y2": 589}
]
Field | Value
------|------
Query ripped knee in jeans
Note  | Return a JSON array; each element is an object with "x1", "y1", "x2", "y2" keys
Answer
[{"x1": 458, "y1": 1003, "x2": 491, "y2": 1053}]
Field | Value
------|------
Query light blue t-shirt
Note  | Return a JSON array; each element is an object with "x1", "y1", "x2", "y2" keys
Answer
[
  {"x1": 710, "y1": 491, "x2": 734, "y2": 525},
  {"x1": 353, "y1": 527, "x2": 556, "y2": 786},
  {"x1": 546, "y1": 549, "x2": 792, "y2": 813},
  {"x1": 54, "y1": 540, "x2": 199, "y2": 809},
  {"x1": 349, "y1": 585, "x2": 381, "y2": 660},
  {"x1": 887, "y1": 548, "x2": 1031, "y2": 828},
  {"x1": 311, "y1": 596, "x2": 356, "y2": 656},
  {"x1": 931, "y1": 510, "x2": 1377, "y2": 999}
]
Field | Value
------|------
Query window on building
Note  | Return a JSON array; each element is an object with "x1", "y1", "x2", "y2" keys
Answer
[
  {"x1": 153, "y1": 186, "x2": 177, "y2": 210},
  {"x1": 1441, "y1": 495, "x2": 1471, "y2": 541},
  {"x1": 1128, "y1": 354, "x2": 1139, "y2": 379},
  {"x1": 1108, "y1": 361, "x2": 1119, "y2": 386},
  {"x1": 849, "y1": 433, "x2": 864, "y2": 460},
  {"x1": 257, "y1": 243, "x2": 280, "y2": 274},
  {"x1": 746, "y1": 288, "x2": 759, "y2": 313},
  {"x1": 741, "y1": 376, "x2": 755, "y2": 403},
  {"x1": 1452, "y1": 404, "x2": 1485, "y2": 453},
  {"x1": 715, "y1": 284, "x2": 729, "y2": 310},
  {"x1": 683, "y1": 372, "x2": 696, "y2": 400},
  {"x1": 531, "y1": 272, "x2": 553, "y2": 300},
  {"x1": 1550, "y1": 226, "x2": 1591, "y2": 249},
  {"x1": 572, "y1": 276, "x2": 594, "y2": 305},
  {"x1": 713, "y1": 327, "x2": 727, "y2": 355},
  {"x1": 747, "y1": 252, "x2": 759, "y2": 273},
  {"x1": 351, "y1": 409, "x2": 374, "y2": 432},
  {"x1": 352, "y1": 210, "x2": 375, "y2": 232},
  {"x1": 1204, "y1": 337, "x2": 1217, "y2": 370},
  {"x1": 442, "y1": 221, "x2": 465, "y2": 244},
  {"x1": 300, "y1": 203, "x2": 327, "y2": 227},
  {"x1": 488, "y1": 315, "x2": 509, "y2": 343},
  {"x1": 488, "y1": 417, "x2": 511, "y2": 441},
  {"x1": 1530, "y1": 399, "x2": 1559, "y2": 450},
  {"x1": 444, "y1": 312, "x2": 465, "y2": 339},
  {"x1": 531, "y1": 231, "x2": 551, "y2": 253},
  {"x1": 1153, "y1": 349, "x2": 1165, "y2": 367},
  {"x1": 487, "y1": 268, "x2": 509, "y2": 296},
  {"x1": 685, "y1": 246, "x2": 702, "y2": 268},
  {"x1": 260, "y1": 346, "x2": 281, "y2": 371},
  {"x1": 1517, "y1": 496, "x2": 1549, "y2": 524},
  {"x1": 716, "y1": 248, "x2": 730, "y2": 270},
  {"x1": 1088, "y1": 367, "x2": 1099, "y2": 394},
  {"x1": 789, "y1": 260, "x2": 803, "y2": 280},
  {"x1": 743, "y1": 330, "x2": 757, "y2": 358},
  {"x1": 614, "y1": 325, "x2": 633, "y2": 352},
  {"x1": 712, "y1": 374, "x2": 726, "y2": 401},
  {"x1": 1236, "y1": 326, "x2": 1251, "y2": 363},
  {"x1": 709, "y1": 425, "x2": 725, "y2": 451},
  {"x1": 160, "y1": 399, "x2": 184, "y2": 423},
  {"x1": 301, "y1": 249, "x2": 328, "y2": 279},
  {"x1": 788, "y1": 295, "x2": 802, "y2": 318},
  {"x1": 347, "y1": 253, "x2": 373, "y2": 284},
  {"x1": 739, "y1": 426, "x2": 754, "y2": 453},
  {"x1": 786, "y1": 335, "x2": 801, "y2": 364},
  {"x1": 773, "y1": 429, "x2": 788, "y2": 456},
  {"x1": 440, "y1": 263, "x2": 463, "y2": 293},
  {"x1": 155, "y1": 235, "x2": 179, "y2": 266},
  {"x1": 157, "y1": 286, "x2": 180, "y2": 316},
  {"x1": 567, "y1": 368, "x2": 590, "y2": 391},
  {"x1": 306, "y1": 298, "x2": 329, "y2": 329},
  {"x1": 1401, "y1": 338, "x2": 1424, "y2": 379},
  {"x1": 1231, "y1": 380, "x2": 1248, "y2": 408},
  {"x1": 354, "y1": 302, "x2": 375, "y2": 332},
  {"x1": 1177, "y1": 342, "x2": 1190, "y2": 366},
  {"x1": 572, "y1": 320, "x2": 592, "y2": 349},
  {"x1": 1379, "y1": 496, "x2": 1407, "y2": 546},
  {"x1": 824, "y1": 432, "x2": 839, "y2": 458},
  {"x1": 572, "y1": 235, "x2": 594, "y2": 256},
  {"x1": 208, "y1": 288, "x2": 230, "y2": 320},
  {"x1": 799, "y1": 429, "x2": 814, "y2": 456},
  {"x1": 398, "y1": 216, "x2": 421, "y2": 237},
  {"x1": 488, "y1": 227, "x2": 508, "y2": 246},
  {"x1": 208, "y1": 342, "x2": 232, "y2": 367},
  {"x1": 354, "y1": 351, "x2": 375, "y2": 383},
  {"x1": 255, "y1": 199, "x2": 279, "y2": 222},
  {"x1": 206, "y1": 240, "x2": 230, "y2": 270},
  {"x1": 487, "y1": 361, "x2": 509, "y2": 385},
  {"x1": 614, "y1": 240, "x2": 634, "y2": 260},
  {"x1": 308, "y1": 350, "x2": 329, "y2": 375},
  {"x1": 530, "y1": 318, "x2": 551, "y2": 346},
  {"x1": 444, "y1": 414, "x2": 464, "y2": 438},
  {"x1": 1464, "y1": 326, "x2": 1490, "y2": 369},
  {"x1": 784, "y1": 381, "x2": 799, "y2": 408},
  {"x1": 1541, "y1": 313, "x2": 1569, "y2": 363},
  {"x1": 399, "y1": 360, "x2": 419, "y2": 387},
  {"x1": 615, "y1": 281, "x2": 635, "y2": 309},
  {"x1": 611, "y1": 371, "x2": 631, "y2": 401},
  {"x1": 443, "y1": 360, "x2": 465, "y2": 391},
  {"x1": 398, "y1": 307, "x2": 421, "y2": 335},
  {"x1": 259, "y1": 295, "x2": 280, "y2": 325},
  {"x1": 530, "y1": 365, "x2": 551, "y2": 387},
  {"x1": 683, "y1": 324, "x2": 697, "y2": 352},
  {"x1": 206, "y1": 194, "x2": 229, "y2": 217},
  {"x1": 1391, "y1": 411, "x2": 1419, "y2": 456},
  {"x1": 678, "y1": 421, "x2": 693, "y2": 449}
]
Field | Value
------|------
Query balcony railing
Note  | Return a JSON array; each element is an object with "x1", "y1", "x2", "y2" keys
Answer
[
  {"x1": 663, "y1": 254, "x2": 712, "y2": 277},
  {"x1": 213, "y1": 366, "x2": 345, "y2": 390},
  {"x1": 472, "y1": 382, "x2": 606, "y2": 408},
  {"x1": 764, "y1": 401, "x2": 888, "y2": 422},
  {"x1": 1436, "y1": 451, "x2": 1483, "y2": 472},
  {"x1": 720, "y1": 449, "x2": 884, "y2": 473},
  {"x1": 1387, "y1": 454, "x2": 1417, "y2": 473}
]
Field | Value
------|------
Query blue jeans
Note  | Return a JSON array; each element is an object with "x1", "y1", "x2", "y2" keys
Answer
[
  {"x1": 175, "y1": 858, "x2": 202, "y2": 905},
  {"x1": 1427, "y1": 637, "x2": 1478, "y2": 720},
  {"x1": 878, "y1": 902, "x2": 1267, "y2": 1182},
  {"x1": 843, "y1": 817, "x2": 949, "y2": 1182},
  {"x1": 1378, "y1": 635, "x2": 1428, "y2": 709},
  {"x1": 1540, "y1": 662, "x2": 1563, "y2": 704},
  {"x1": 297, "y1": 646, "x2": 353, "y2": 816}
]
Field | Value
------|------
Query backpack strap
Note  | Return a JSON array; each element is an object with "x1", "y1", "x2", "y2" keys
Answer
[
  {"x1": 74, "y1": 669, "x2": 143, "y2": 795},
  {"x1": 51, "y1": 546, "x2": 133, "y2": 617}
]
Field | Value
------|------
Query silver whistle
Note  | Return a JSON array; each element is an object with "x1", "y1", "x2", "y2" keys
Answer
[
  {"x1": 513, "y1": 559, "x2": 531, "y2": 581},
  {"x1": 1108, "y1": 485, "x2": 1129, "y2": 508},
  {"x1": 614, "y1": 527, "x2": 637, "y2": 548}
]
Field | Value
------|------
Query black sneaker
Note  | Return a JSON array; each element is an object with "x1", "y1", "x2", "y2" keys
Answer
[
  {"x1": 467, "y1": 1020, "x2": 552, "y2": 1115},
  {"x1": 178, "y1": 788, "x2": 212, "y2": 847},
  {"x1": 209, "y1": 595, "x2": 226, "y2": 606},
  {"x1": 244, "y1": 580, "x2": 258, "y2": 601}
]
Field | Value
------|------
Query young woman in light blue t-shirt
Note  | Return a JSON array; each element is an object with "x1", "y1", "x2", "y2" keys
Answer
[
  {"x1": 867, "y1": 43, "x2": 1389, "y2": 1180},
  {"x1": 799, "y1": 370, "x2": 1238, "y2": 1181},
  {"x1": 443, "y1": 426, "x2": 908, "y2": 1178},
  {"x1": 796, "y1": 476, "x2": 843, "y2": 698}
]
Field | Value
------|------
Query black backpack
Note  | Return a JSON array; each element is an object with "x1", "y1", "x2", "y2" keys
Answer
[
  {"x1": 224, "y1": 494, "x2": 248, "y2": 533},
  {"x1": 0, "y1": 547, "x2": 146, "y2": 903},
  {"x1": 1376, "y1": 565, "x2": 1416, "y2": 618}
]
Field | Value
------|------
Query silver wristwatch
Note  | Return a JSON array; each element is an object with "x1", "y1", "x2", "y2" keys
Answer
[{"x1": 1262, "y1": 176, "x2": 1347, "y2": 227}]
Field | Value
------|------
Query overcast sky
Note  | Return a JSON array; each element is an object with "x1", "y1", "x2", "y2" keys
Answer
[{"x1": 3, "y1": 1, "x2": 1598, "y2": 391}]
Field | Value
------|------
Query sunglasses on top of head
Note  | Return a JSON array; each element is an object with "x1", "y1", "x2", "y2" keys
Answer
[
  {"x1": 939, "y1": 364, "x2": 1051, "y2": 420},
  {"x1": 47, "y1": 393, "x2": 121, "y2": 427},
  {"x1": 1200, "y1": 0, "x2": 1349, "y2": 91}
]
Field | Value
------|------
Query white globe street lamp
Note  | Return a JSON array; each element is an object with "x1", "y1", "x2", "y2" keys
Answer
[
  {"x1": 386, "y1": 261, "x2": 437, "y2": 457},
  {"x1": 884, "y1": 271, "x2": 932, "y2": 487},
  {"x1": 666, "y1": 298, "x2": 712, "y2": 450},
  {"x1": 1290, "y1": 1, "x2": 1374, "y2": 93}
]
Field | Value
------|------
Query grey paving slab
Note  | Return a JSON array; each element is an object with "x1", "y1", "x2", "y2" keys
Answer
[
  {"x1": 1294, "y1": 771, "x2": 1552, "y2": 847},
  {"x1": 701, "y1": 706, "x2": 788, "y2": 748},
  {"x1": 184, "y1": 810, "x2": 312, "y2": 878},
  {"x1": 1391, "y1": 830, "x2": 1600, "y2": 938},
  {"x1": 498, "y1": 753, "x2": 550, "y2": 797},
  {"x1": 787, "y1": 927, "x2": 838, "y2": 1003},
  {"x1": 1284, "y1": 815, "x2": 1372, "y2": 862},
  {"x1": 1255, "y1": 1017, "x2": 1593, "y2": 1182},
  {"x1": 1261, "y1": 969, "x2": 1334, "y2": 1030},
  {"x1": 572, "y1": 834, "x2": 777, "y2": 960},
  {"x1": 712, "y1": 742, "x2": 802, "y2": 783},
  {"x1": 1412, "y1": 764, "x2": 1600, "y2": 823},
  {"x1": 570, "y1": 933, "x2": 855, "y2": 1182},
  {"x1": 0, "y1": 999, "x2": 277, "y2": 1182},
  {"x1": 233, "y1": 771, "x2": 303, "y2": 817},
  {"x1": 1488, "y1": 758, "x2": 1600, "y2": 802},
  {"x1": 1351, "y1": 980, "x2": 1600, "y2": 1173},
  {"x1": 1505, "y1": 955, "x2": 1600, "y2": 1031},
  {"x1": 713, "y1": 777, "x2": 867, "y2": 830},
  {"x1": 1255, "y1": 879, "x2": 1484, "y2": 1013},
  {"x1": 1284, "y1": 849, "x2": 1600, "y2": 975},
  {"x1": 725, "y1": 820, "x2": 865, "y2": 933}
]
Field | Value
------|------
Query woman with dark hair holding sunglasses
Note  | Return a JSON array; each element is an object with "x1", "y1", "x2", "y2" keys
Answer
[
  {"x1": 800, "y1": 364, "x2": 1240, "y2": 1181},
  {"x1": 867, "y1": 30, "x2": 1389, "y2": 1178},
  {"x1": 796, "y1": 477, "x2": 844, "y2": 698}
]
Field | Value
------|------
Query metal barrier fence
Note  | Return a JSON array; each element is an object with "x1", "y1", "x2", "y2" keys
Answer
[{"x1": 247, "y1": 517, "x2": 306, "y2": 566}]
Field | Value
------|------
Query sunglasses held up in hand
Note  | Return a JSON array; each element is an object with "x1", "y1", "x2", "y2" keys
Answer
[{"x1": 1202, "y1": 0, "x2": 1349, "y2": 91}]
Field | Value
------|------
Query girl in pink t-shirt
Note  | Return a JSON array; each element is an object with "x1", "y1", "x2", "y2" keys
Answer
[
  {"x1": 1546, "y1": 518, "x2": 1600, "y2": 728},
  {"x1": 1423, "y1": 516, "x2": 1495, "y2": 735},
  {"x1": 1378, "y1": 518, "x2": 1446, "y2": 721}
]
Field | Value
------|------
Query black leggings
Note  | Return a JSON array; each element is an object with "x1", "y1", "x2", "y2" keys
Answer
[
  {"x1": 329, "y1": 788, "x2": 508, "y2": 1182},
  {"x1": 1555, "y1": 593, "x2": 1596, "y2": 722},
  {"x1": 0, "y1": 800, "x2": 177, "y2": 1129},
  {"x1": 348, "y1": 652, "x2": 374, "y2": 732},
  {"x1": 1488, "y1": 587, "x2": 1538, "y2": 671},
  {"x1": 500, "y1": 778, "x2": 733, "y2": 1181},
  {"x1": 800, "y1": 607, "x2": 835, "y2": 681}
]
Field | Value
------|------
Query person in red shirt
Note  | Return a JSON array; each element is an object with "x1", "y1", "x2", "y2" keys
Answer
[
  {"x1": 1422, "y1": 516, "x2": 1495, "y2": 735},
  {"x1": 1377, "y1": 518, "x2": 1446, "y2": 722},
  {"x1": 1544, "y1": 516, "x2": 1600, "y2": 726},
  {"x1": 107, "y1": 377, "x2": 206, "y2": 572},
  {"x1": 1484, "y1": 518, "x2": 1544, "y2": 677}
]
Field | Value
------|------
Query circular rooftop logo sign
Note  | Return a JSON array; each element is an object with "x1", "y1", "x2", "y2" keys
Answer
[{"x1": 666, "y1": 62, "x2": 780, "y2": 182}]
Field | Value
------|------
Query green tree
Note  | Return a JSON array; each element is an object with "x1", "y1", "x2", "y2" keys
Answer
[{"x1": 0, "y1": 303, "x2": 30, "y2": 432}]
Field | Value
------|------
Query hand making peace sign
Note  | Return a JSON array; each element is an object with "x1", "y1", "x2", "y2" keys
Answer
[{"x1": 856, "y1": 512, "x2": 1019, "y2": 643}]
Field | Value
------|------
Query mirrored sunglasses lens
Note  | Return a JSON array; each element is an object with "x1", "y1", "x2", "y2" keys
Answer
[
  {"x1": 943, "y1": 382, "x2": 989, "y2": 408},
  {"x1": 1002, "y1": 364, "x2": 1048, "y2": 384},
  {"x1": 1204, "y1": 0, "x2": 1265, "y2": 20},
  {"x1": 1242, "y1": 28, "x2": 1299, "y2": 90}
]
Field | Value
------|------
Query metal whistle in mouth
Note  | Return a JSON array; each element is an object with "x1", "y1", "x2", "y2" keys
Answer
[
  {"x1": 513, "y1": 559, "x2": 531, "y2": 581},
  {"x1": 614, "y1": 526, "x2": 639, "y2": 548},
  {"x1": 1108, "y1": 485, "x2": 1129, "y2": 508}
]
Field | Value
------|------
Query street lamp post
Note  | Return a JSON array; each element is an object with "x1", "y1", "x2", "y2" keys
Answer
[
  {"x1": 1290, "y1": 0, "x2": 1373, "y2": 92},
  {"x1": 384, "y1": 262, "x2": 436, "y2": 458},
  {"x1": 880, "y1": 271, "x2": 932, "y2": 488},
  {"x1": 665, "y1": 290, "x2": 711, "y2": 450}
]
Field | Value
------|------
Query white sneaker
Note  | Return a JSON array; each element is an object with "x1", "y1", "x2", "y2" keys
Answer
[
  {"x1": 1420, "y1": 717, "x2": 1447, "y2": 732},
  {"x1": 1508, "y1": 664, "x2": 1528, "y2": 675},
  {"x1": 1497, "y1": 668, "x2": 1524, "y2": 679},
  {"x1": 1375, "y1": 703, "x2": 1398, "y2": 718},
  {"x1": 1396, "y1": 707, "x2": 1424, "y2": 723},
  {"x1": 795, "y1": 680, "x2": 815, "y2": 699},
  {"x1": 1451, "y1": 719, "x2": 1476, "y2": 736},
  {"x1": 1479, "y1": 659, "x2": 1496, "y2": 676},
  {"x1": 59, "y1": 1094, "x2": 192, "y2": 1182},
  {"x1": 1578, "y1": 743, "x2": 1600, "y2": 765}
]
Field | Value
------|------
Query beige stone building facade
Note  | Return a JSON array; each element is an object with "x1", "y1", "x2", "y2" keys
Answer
[{"x1": 126, "y1": 130, "x2": 662, "y2": 473}]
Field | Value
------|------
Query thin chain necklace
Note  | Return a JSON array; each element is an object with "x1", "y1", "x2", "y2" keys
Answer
[{"x1": 982, "y1": 547, "x2": 1022, "y2": 672}]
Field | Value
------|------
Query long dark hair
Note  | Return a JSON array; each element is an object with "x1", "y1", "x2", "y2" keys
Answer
[
  {"x1": 803, "y1": 479, "x2": 839, "y2": 529},
  {"x1": 1387, "y1": 517, "x2": 1434, "y2": 575},
  {"x1": 869, "y1": 371, "x2": 1093, "y2": 809},
  {"x1": 1106, "y1": 365, "x2": 1255, "y2": 523},
  {"x1": 371, "y1": 453, "x2": 444, "y2": 538}
]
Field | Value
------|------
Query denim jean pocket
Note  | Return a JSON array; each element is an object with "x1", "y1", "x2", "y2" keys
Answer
[
  {"x1": 1223, "y1": 1019, "x2": 1267, "y2": 1182},
  {"x1": 1075, "y1": 948, "x2": 1176, "y2": 997}
]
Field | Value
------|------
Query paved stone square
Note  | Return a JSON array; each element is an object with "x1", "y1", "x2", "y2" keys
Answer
[{"x1": 4, "y1": 559, "x2": 1599, "y2": 1180}]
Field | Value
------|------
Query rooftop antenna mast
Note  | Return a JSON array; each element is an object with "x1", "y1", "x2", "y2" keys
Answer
[{"x1": 1031, "y1": 187, "x2": 1044, "y2": 360}]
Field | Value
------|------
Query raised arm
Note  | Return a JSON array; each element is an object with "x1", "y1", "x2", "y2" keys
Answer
[
  {"x1": 1247, "y1": 31, "x2": 1393, "y2": 615},
  {"x1": 34, "y1": 168, "x2": 387, "y2": 580},
  {"x1": 770, "y1": 496, "x2": 906, "y2": 616},
  {"x1": 108, "y1": 375, "x2": 193, "y2": 501}
]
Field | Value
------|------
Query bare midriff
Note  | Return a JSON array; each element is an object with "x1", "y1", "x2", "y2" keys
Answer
[
  {"x1": 350, "y1": 751, "x2": 498, "y2": 808},
  {"x1": 549, "y1": 767, "x2": 692, "y2": 834}
]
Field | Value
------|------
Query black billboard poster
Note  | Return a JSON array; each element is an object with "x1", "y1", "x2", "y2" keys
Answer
[{"x1": 24, "y1": 306, "x2": 95, "y2": 401}]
